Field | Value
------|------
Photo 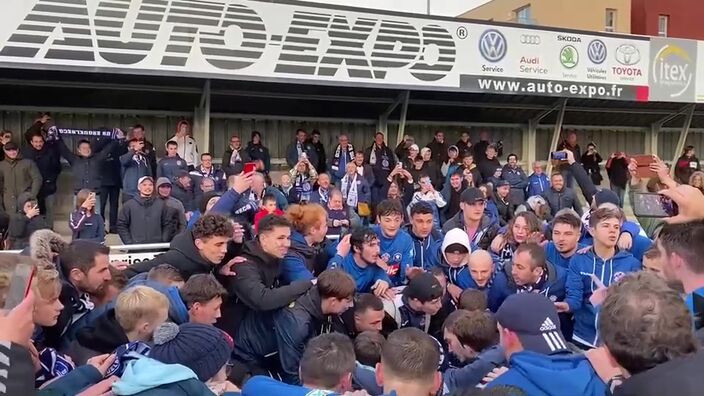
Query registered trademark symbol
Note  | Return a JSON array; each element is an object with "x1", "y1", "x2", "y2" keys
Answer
[{"x1": 457, "y1": 26, "x2": 468, "y2": 39}]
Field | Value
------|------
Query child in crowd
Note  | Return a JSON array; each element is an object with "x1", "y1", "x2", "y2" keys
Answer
[
  {"x1": 8, "y1": 193, "x2": 48, "y2": 249},
  {"x1": 180, "y1": 274, "x2": 228, "y2": 325},
  {"x1": 254, "y1": 193, "x2": 284, "y2": 233},
  {"x1": 352, "y1": 331, "x2": 385, "y2": 395},
  {"x1": 69, "y1": 188, "x2": 105, "y2": 243},
  {"x1": 410, "y1": 174, "x2": 447, "y2": 231},
  {"x1": 458, "y1": 288, "x2": 488, "y2": 312},
  {"x1": 147, "y1": 263, "x2": 185, "y2": 288}
]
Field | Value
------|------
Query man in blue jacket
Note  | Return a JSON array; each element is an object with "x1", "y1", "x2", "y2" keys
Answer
[
  {"x1": 545, "y1": 209, "x2": 584, "y2": 269},
  {"x1": 487, "y1": 293, "x2": 606, "y2": 395},
  {"x1": 556, "y1": 205, "x2": 642, "y2": 350},
  {"x1": 505, "y1": 243, "x2": 566, "y2": 303},
  {"x1": 405, "y1": 202, "x2": 444, "y2": 271},
  {"x1": 373, "y1": 199, "x2": 414, "y2": 286},
  {"x1": 501, "y1": 153, "x2": 528, "y2": 206},
  {"x1": 120, "y1": 138, "x2": 152, "y2": 203},
  {"x1": 526, "y1": 161, "x2": 550, "y2": 197},
  {"x1": 465, "y1": 249, "x2": 512, "y2": 312}
]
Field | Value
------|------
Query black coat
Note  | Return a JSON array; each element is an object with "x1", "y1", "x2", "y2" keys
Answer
[
  {"x1": 495, "y1": 197, "x2": 515, "y2": 227},
  {"x1": 99, "y1": 140, "x2": 129, "y2": 188},
  {"x1": 364, "y1": 144, "x2": 396, "y2": 187},
  {"x1": 221, "y1": 147, "x2": 250, "y2": 176},
  {"x1": 171, "y1": 181, "x2": 196, "y2": 212},
  {"x1": 310, "y1": 140, "x2": 327, "y2": 174},
  {"x1": 21, "y1": 141, "x2": 62, "y2": 197},
  {"x1": 426, "y1": 138, "x2": 449, "y2": 165},
  {"x1": 479, "y1": 158, "x2": 502, "y2": 181},
  {"x1": 580, "y1": 152, "x2": 603, "y2": 185},
  {"x1": 59, "y1": 138, "x2": 116, "y2": 193},
  {"x1": 615, "y1": 350, "x2": 704, "y2": 396},
  {"x1": 116, "y1": 196, "x2": 173, "y2": 244}
]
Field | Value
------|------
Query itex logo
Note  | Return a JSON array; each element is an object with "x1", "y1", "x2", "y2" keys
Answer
[{"x1": 652, "y1": 44, "x2": 694, "y2": 98}]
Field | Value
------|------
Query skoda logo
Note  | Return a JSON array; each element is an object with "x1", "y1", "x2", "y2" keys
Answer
[
  {"x1": 587, "y1": 39, "x2": 607, "y2": 64},
  {"x1": 520, "y1": 34, "x2": 540, "y2": 45},
  {"x1": 615, "y1": 44, "x2": 640, "y2": 65},
  {"x1": 479, "y1": 29, "x2": 507, "y2": 62},
  {"x1": 560, "y1": 45, "x2": 579, "y2": 68}
]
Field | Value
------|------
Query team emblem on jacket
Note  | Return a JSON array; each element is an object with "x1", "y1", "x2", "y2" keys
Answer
[
  {"x1": 612, "y1": 272, "x2": 626, "y2": 283},
  {"x1": 393, "y1": 252, "x2": 402, "y2": 262},
  {"x1": 549, "y1": 295, "x2": 557, "y2": 302},
  {"x1": 177, "y1": 160, "x2": 182, "y2": 166}
]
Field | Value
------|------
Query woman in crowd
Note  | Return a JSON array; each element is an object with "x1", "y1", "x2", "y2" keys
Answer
[
  {"x1": 281, "y1": 203, "x2": 330, "y2": 282},
  {"x1": 490, "y1": 211, "x2": 542, "y2": 268},
  {"x1": 245, "y1": 131, "x2": 271, "y2": 175},
  {"x1": 69, "y1": 189, "x2": 105, "y2": 243},
  {"x1": 689, "y1": 171, "x2": 704, "y2": 194},
  {"x1": 289, "y1": 156, "x2": 318, "y2": 203},
  {"x1": 516, "y1": 195, "x2": 552, "y2": 226},
  {"x1": 479, "y1": 183, "x2": 500, "y2": 225}
]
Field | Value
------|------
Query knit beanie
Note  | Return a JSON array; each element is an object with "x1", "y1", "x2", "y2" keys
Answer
[{"x1": 149, "y1": 322, "x2": 233, "y2": 382}]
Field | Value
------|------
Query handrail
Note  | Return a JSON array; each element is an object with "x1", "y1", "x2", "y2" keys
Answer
[{"x1": 0, "y1": 243, "x2": 172, "y2": 255}]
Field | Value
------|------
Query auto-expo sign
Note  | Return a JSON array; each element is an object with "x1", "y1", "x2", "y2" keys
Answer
[{"x1": 0, "y1": 0, "x2": 662, "y2": 101}]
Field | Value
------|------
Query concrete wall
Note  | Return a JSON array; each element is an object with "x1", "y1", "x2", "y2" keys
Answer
[
  {"x1": 631, "y1": 0, "x2": 704, "y2": 40},
  {"x1": 459, "y1": 0, "x2": 631, "y2": 34}
]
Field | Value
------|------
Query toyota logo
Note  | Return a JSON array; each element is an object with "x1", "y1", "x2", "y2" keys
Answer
[
  {"x1": 616, "y1": 44, "x2": 640, "y2": 65},
  {"x1": 479, "y1": 29, "x2": 507, "y2": 62},
  {"x1": 520, "y1": 34, "x2": 540, "y2": 45},
  {"x1": 587, "y1": 39, "x2": 607, "y2": 64}
]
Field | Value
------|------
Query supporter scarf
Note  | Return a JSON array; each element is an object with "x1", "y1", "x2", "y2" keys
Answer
[
  {"x1": 35, "y1": 347, "x2": 75, "y2": 387},
  {"x1": 105, "y1": 341, "x2": 152, "y2": 377},
  {"x1": 318, "y1": 187, "x2": 329, "y2": 204},
  {"x1": 331, "y1": 144, "x2": 355, "y2": 171},
  {"x1": 295, "y1": 173, "x2": 312, "y2": 202},
  {"x1": 517, "y1": 271, "x2": 548, "y2": 294},
  {"x1": 229, "y1": 149, "x2": 241, "y2": 165},
  {"x1": 341, "y1": 174, "x2": 358, "y2": 207},
  {"x1": 68, "y1": 293, "x2": 94, "y2": 335},
  {"x1": 46, "y1": 126, "x2": 123, "y2": 140}
]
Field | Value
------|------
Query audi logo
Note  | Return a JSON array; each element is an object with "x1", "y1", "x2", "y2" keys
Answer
[{"x1": 521, "y1": 35, "x2": 541, "y2": 45}]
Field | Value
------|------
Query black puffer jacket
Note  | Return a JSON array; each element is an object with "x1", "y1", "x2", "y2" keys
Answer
[
  {"x1": 21, "y1": 140, "x2": 62, "y2": 197},
  {"x1": 124, "y1": 230, "x2": 214, "y2": 280},
  {"x1": 58, "y1": 138, "x2": 116, "y2": 193},
  {"x1": 116, "y1": 196, "x2": 173, "y2": 245},
  {"x1": 68, "y1": 308, "x2": 129, "y2": 365}
]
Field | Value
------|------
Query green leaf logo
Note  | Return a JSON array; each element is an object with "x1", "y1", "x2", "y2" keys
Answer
[{"x1": 560, "y1": 45, "x2": 579, "y2": 69}]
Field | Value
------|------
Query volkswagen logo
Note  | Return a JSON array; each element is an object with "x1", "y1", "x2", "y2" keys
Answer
[
  {"x1": 587, "y1": 39, "x2": 607, "y2": 64},
  {"x1": 520, "y1": 34, "x2": 540, "y2": 45},
  {"x1": 479, "y1": 29, "x2": 507, "y2": 62},
  {"x1": 615, "y1": 44, "x2": 640, "y2": 65}
]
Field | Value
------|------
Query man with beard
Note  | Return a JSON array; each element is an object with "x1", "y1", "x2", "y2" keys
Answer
[
  {"x1": 42, "y1": 241, "x2": 112, "y2": 351},
  {"x1": 364, "y1": 132, "x2": 396, "y2": 203}
]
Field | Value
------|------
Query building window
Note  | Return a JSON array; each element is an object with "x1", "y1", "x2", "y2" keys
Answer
[
  {"x1": 513, "y1": 5, "x2": 532, "y2": 24},
  {"x1": 605, "y1": 8, "x2": 617, "y2": 32},
  {"x1": 658, "y1": 15, "x2": 669, "y2": 37}
]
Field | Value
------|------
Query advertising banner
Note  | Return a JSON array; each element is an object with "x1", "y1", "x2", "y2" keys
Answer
[
  {"x1": 0, "y1": 0, "x2": 659, "y2": 101},
  {"x1": 696, "y1": 41, "x2": 704, "y2": 103},
  {"x1": 649, "y1": 37, "x2": 698, "y2": 103}
]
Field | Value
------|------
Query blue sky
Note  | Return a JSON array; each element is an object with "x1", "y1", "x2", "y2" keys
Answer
[{"x1": 303, "y1": 0, "x2": 491, "y2": 17}]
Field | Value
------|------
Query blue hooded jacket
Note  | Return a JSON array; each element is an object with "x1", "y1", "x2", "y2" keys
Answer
[
  {"x1": 527, "y1": 172, "x2": 550, "y2": 197},
  {"x1": 372, "y1": 225, "x2": 414, "y2": 286},
  {"x1": 280, "y1": 231, "x2": 316, "y2": 285},
  {"x1": 126, "y1": 273, "x2": 189, "y2": 324},
  {"x1": 487, "y1": 351, "x2": 606, "y2": 396},
  {"x1": 544, "y1": 241, "x2": 587, "y2": 270},
  {"x1": 442, "y1": 345, "x2": 505, "y2": 394},
  {"x1": 328, "y1": 253, "x2": 391, "y2": 293},
  {"x1": 503, "y1": 260, "x2": 567, "y2": 304},
  {"x1": 403, "y1": 223, "x2": 443, "y2": 271},
  {"x1": 579, "y1": 217, "x2": 653, "y2": 261},
  {"x1": 112, "y1": 357, "x2": 228, "y2": 396},
  {"x1": 565, "y1": 249, "x2": 641, "y2": 347},
  {"x1": 242, "y1": 375, "x2": 342, "y2": 396}
]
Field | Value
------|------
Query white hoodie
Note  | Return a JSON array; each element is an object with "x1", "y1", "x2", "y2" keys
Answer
[{"x1": 441, "y1": 228, "x2": 472, "y2": 267}]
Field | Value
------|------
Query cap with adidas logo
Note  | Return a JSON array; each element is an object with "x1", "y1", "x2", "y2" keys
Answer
[{"x1": 495, "y1": 293, "x2": 568, "y2": 355}]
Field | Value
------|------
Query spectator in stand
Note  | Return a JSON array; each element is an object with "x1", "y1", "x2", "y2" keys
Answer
[
  {"x1": 222, "y1": 134, "x2": 249, "y2": 176},
  {"x1": 58, "y1": 133, "x2": 120, "y2": 214},
  {"x1": 328, "y1": 228, "x2": 392, "y2": 295},
  {"x1": 249, "y1": 172, "x2": 288, "y2": 210},
  {"x1": 329, "y1": 134, "x2": 355, "y2": 185},
  {"x1": 66, "y1": 285, "x2": 169, "y2": 365},
  {"x1": 69, "y1": 189, "x2": 105, "y2": 244},
  {"x1": 456, "y1": 131, "x2": 473, "y2": 159},
  {"x1": 545, "y1": 209, "x2": 584, "y2": 270},
  {"x1": 515, "y1": 195, "x2": 552, "y2": 225},
  {"x1": 526, "y1": 161, "x2": 550, "y2": 197},
  {"x1": 278, "y1": 173, "x2": 294, "y2": 199},
  {"x1": 486, "y1": 293, "x2": 605, "y2": 395},
  {"x1": 395, "y1": 134, "x2": 415, "y2": 161},
  {"x1": 156, "y1": 177, "x2": 187, "y2": 235},
  {"x1": 404, "y1": 202, "x2": 444, "y2": 271},
  {"x1": 591, "y1": 272, "x2": 700, "y2": 396},
  {"x1": 501, "y1": 153, "x2": 528, "y2": 206},
  {"x1": 194, "y1": 177, "x2": 216, "y2": 212},
  {"x1": 376, "y1": 328, "x2": 442, "y2": 396},
  {"x1": 171, "y1": 170, "x2": 196, "y2": 215},
  {"x1": 542, "y1": 172, "x2": 583, "y2": 217},
  {"x1": 386, "y1": 178, "x2": 415, "y2": 222},
  {"x1": 245, "y1": 131, "x2": 271, "y2": 175},
  {"x1": 286, "y1": 129, "x2": 318, "y2": 169},
  {"x1": 42, "y1": 240, "x2": 112, "y2": 351},
  {"x1": 581, "y1": 143, "x2": 603, "y2": 186},
  {"x1": 23, "y1": 112, "x2": 52, "y2": 143},
  {"x1": 675, "y1": 145, "x2": 700, "y2": 185},
  {"x1": 168, "y1": 120, "x2": 200, "y2": 170},
  {"x1": 157, "y1": 140, "x2": 188, "y2": 182},
  {"x1": 365, "y1": 132, "x2": 396, "y2": 203},
  {"x1": 289, "y1": 154, "x2": 318, "y2": 203},
  {"x1": 689, "y1": 171, "x2": 704, "y2": 194},
  {"x1": 253, "y1": 193, "x2": 284, "y2": 233},
  {"x1": 310, "y1": 173, "x2": 331, "y2": 205},
  {"x1": 100, "y1": 133, "x2": 128, "y2": 234},
  {"x1": 325, "y1": 189, "x2": 351, "y2": 237},
  {"x1": 426, "y1": 130, "x2": 449, "y2": 166},
  {"x1": 456, "y1": 153, "x2": 482, "y2": 187},
  {"x1": 0, "y1": 142, "x2": 42, "y2": 215},
  {"x1": 494, "y1": 180, "x2": 515, "y2": 226},
  {"x1": 120, "y1": 138, "x2": 152, "y2": 203},
  {"x1": 403, "y1": 144, "x2": 420, "y2": 169},
  {"x1": 490, "y1": 211, "x2": 542, "y2": 268},
  {"x1": 473, "y1": 130, "x2": 492, "y2": 163},
  {"x1": 557, "y1": 130, "x2": 582, "y2": 188},
  {"x1": 242, "y1": 333, "x2": 357, "y2": 395},
  {"x1": 186, "y1": 191, "x2": 221, "y2": 230},
  {"x1": 373, "y1": 199, "x2": 414, "y2": 287},
  {"x1": 22, "y1": 133, "x2": 61, "y2": 229},
  {"x1": 190, "y1": 152, "x2": 226, "y2": 193},
  {"x1": 117, "y1": 176, "x2": 174, "y2": 245},
  {"x1": 443, "y1": 187, "x2": 499, "y2": 251},
  {"x1": 556, "y1": 205, "x2": 641, "y2": 350},
  {"x1": 442, "y1": 171, "x2": 467, "y2": 221},
  {"x1": 354, "y1": 150, "x2": 375, "y2": 187},
  {"x1": 410, "y1": 174, "x2": 447, "y2": 230},
  {"x1": 281, "y1": 203, "x2": 330, "y2": 282},
  {"x1": 180, "y1": 274, "x2": 228, "y2": 325},
  {"x1": 479, "y1": 183, "x2": 500, "y2": 225},
  {"x1": 0, "y1": 130, "x2": 12, "y2": 162},
  {"x1": 124, "y1": 213, "x2": 236, "y2": 280},
  {"x1": 309, "y1": 129, "x2": 327, "y2": 174},
  {"x1": 130, "y1": 124, "x2": 157, "y2": 178},
  {"x1": 421, "y1": 147, "x2": 443, "y2": 188},
  {"x1": 479, "y1": 144, "x2": 502, "y2": 182},
  {"x1": 442, "y1": 145, "x2": 461, "y2": 179},
  {"x1": 341, "y1": 161, "x2": 370, "y2": 217},
  {"x1": 8, "y1": 193, "x2": 48, "y2": 249},
  {"x1": 606, "y1": 151, "x2": 629, "y2": 207},
  {"x1": 442, "y1": 310, "x2": 504, "y2": 393}
]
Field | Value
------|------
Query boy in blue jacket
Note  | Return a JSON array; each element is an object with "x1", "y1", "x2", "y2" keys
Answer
[
  {"x1": 545, "y1": 209, "x2": 584, "y2": 269},
  {"x1": 487, "y1": 293, "x2": 606, "y2": 395},
  {"x1": 372, "y1": 199, "x2": 414, "y2": 286},
  {"x1": 526, "y1": 161, "x2": 550, "y2": 197},
  {"x1": 328, "y1": 227, "x2": 393, "y2": 298},
  {"x1": 405, "y1": 202, "x2": 444, "y2": 271},
  {"x1": 556, "y1": 205, "x2": 642, "y2": 349}
]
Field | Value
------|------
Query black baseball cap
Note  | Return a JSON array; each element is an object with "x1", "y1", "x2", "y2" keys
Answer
[
  {"x1": 403, "y1": 272, "x2": 443, "y2": 303},
  {"x1": 460, "y1": 188, "x2": 485, "y2": 204},
  {"x1": 495, "y1": 293, "x2": 568, "y2": 355},
  {"x1": 593, "y1": 189, "x2": 620, "y2": 207},
  {"x1": 495, "y1": 180, "x2": 510, "y2": 188},
  {"x1": 3, "y1": 142, "x2": 18, "y2": 151},
  {"x1": 175, "y1": 170, "x2": 190, "y2": 179}
]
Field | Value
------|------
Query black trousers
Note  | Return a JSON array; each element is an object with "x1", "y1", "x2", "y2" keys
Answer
[{"x1": 100, "y1": 186, "x2": 120, "y2": 232}]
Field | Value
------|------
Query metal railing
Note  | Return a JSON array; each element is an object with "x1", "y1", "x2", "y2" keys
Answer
[{"x1": 0, "y1": 243, "x2": 171, "y2": 265}]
